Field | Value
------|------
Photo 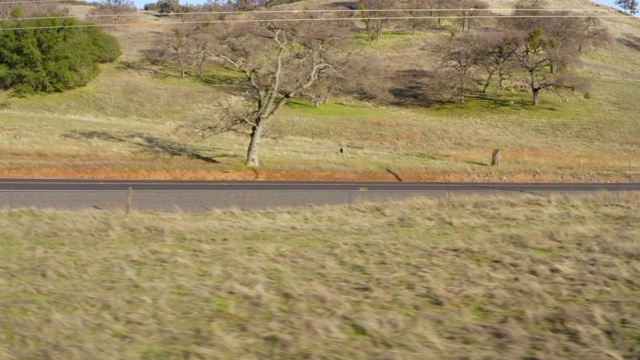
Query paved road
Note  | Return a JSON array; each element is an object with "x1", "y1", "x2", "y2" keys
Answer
[{"x1": 1, "y1": 178, "x2": 639, "y2": 212}]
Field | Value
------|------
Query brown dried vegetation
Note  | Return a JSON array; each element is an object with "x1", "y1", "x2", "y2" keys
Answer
[{"x1": 1, "y1": 193, "x2": 640, "y2": 358}]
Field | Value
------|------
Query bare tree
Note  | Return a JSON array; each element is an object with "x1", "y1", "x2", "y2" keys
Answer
[
  {"x1": 91, "y1": 0, "x2": 137, "y2": 27},
  {"x1": 435, "y1": 36, "x2": 481, "y2": 104},
  {"x1": 578, "y1": 17, "x2": 610, "y2": 52},
  {"x1": 452, "y1": 0, "x2": 489, "y2": 34},
  {"x1": 403, "y1": 0, "x2": 437, "y2": 35},
  {"x1": 200, "y1": 19, "x2": 351, "y2": 166},
  {"x1": 500, "y1": 0, "x2": 610, "y2": 70},
  {"x1": 507, "y1": 28, "x2": 582, "y2": 105},
  {"x1": 500, "y1": 0, "x2": 548, "y2": 32},
  {"x1": 161, "y1": 27, "x2": 192, "y2": 78},
  {"x1": 301, "y1": 76, "x2": 336, "y2": 108},
  {"x1": 475, "y1": 33, "x2": 517, "y2": 92},
  {"x1": 358, "y1": 0, "x2": 397, "y2": 43},
  {"x1": 183, "y1": 18, "x2": 218, "y2": 78}
]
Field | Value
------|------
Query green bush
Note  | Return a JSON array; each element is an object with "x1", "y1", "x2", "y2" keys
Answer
[{"x1": 0, "y1": 16, "x2": 121, "y2": 95}]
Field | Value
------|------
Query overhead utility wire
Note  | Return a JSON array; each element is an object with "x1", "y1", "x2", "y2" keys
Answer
[
  {"x1": 0, "y1": 7, "x2": 625, "y2": 22},
  {"x1": 0, "y1": 14, "x2": 631, "y2": 31},
  {"x1": 0, "y1": 5, "x2": 625, "y2": 14}
]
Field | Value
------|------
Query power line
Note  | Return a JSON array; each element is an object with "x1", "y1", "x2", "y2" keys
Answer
[
  {"x1": 0, "y1": 13, "x2": 631, "y2": 31},
  {"x1": 0, "y1": 5, "x2": 626, "y2": 14},
  {"x1": 0, "y1": 7, "x2": 628, "y2": 23}
]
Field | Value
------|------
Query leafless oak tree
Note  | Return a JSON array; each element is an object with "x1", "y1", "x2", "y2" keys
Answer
[
  {"x1": 452, "y1": 0, "x2": 489, "y2": 34},
  {"x1": 475, "y1": 33, "x2": 517, "y2": 92},
  {"x1": 199, "y1": 19, "x2": 350, "y2": 166},
  {"x1": 507, "y1": 28, "x2": 581, "y2": 105},
  {"x1": 358, "y1": 0, "x2": 397, "y2": 43},
  {"x1": 403, "y1": 0, "x2": 436, "y2": 35},
  {"x1": 90, "y1": 0, "x2": 137, "y2": 27},
  {"x1": 435, "y1": 36, "x2": 481, "y2": 104}
]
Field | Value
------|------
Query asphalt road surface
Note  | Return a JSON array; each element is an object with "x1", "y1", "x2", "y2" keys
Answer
[{"x1": 1, "y1": 178, "x2": 639, "y2": 212}]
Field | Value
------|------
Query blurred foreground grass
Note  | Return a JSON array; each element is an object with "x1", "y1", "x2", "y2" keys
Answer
[{"x1": 1, "y1": 193, "x2": 640, "y2": 359}]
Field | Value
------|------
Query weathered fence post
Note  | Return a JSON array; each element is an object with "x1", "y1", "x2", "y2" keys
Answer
[{"x1": 492, "y1": 149, "x2": 502, "y2": 166}]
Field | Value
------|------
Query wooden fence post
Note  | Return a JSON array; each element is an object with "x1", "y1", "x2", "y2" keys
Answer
[{"x1": 492, "y1": 149, "x2": 501, "y2": 166}]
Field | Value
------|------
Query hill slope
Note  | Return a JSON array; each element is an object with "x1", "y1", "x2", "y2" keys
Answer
[{"x1": 0, "y1": 0, "x2": 638, "y2": 181}]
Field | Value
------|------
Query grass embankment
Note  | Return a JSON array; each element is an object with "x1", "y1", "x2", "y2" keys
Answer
[
  {"x1": 0, "y1": 4, "x2": 639, "y2": 181},
  {"x1": 1, "y1": 70, "x2": 639, "y2": 182},
  {"x1": 1, "y1": 194, "x2": 640, "y2": 358}
]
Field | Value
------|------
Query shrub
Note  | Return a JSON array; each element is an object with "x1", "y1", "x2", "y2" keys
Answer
[{"x1": 0, "y1": 16, "x2": 121, "y2": 95}]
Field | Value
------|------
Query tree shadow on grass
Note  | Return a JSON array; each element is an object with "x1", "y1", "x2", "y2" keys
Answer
[
  {"x1": 468, "y1": 92, "x2": 532, "y2": 109},
  {"x1": 118, "y1": 58, "x2": 183, "y2": 79},
  {"x1": 331, "y1": 2, "x2": 358, "y2": 10},
  {"x1": 416, "y1": 153, "x2": 489, "y2": 167},
  {"x1": 389, "y1": 70, "x2": 437, "y2": 107},
  {"x1": 199, "y1": 73, "x2": 243, "y2": 86},
  {"x1": 618, "y1": 33, "x2": 640, "y2": 51},
  {"x1": 61, "y1": 131, "x2": 236, "y2": 164}
]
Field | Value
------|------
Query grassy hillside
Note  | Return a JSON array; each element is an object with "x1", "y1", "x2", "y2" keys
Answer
[
  {"x1": 0, "y1": 0, "x2": 639, "y2": 181},
  {"x1": 1, "y1": 193, "x2": 639, "y2": 358}
]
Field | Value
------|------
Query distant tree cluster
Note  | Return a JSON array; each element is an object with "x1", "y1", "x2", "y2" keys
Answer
[
  {"x1": 0, "y1": 17, "x2": 121, "y2": 94},
  {"x1": 89, "y1": 0, "x2": 137, "y2": 27},
  {"x1": 616, "y1": 0, "x2": 638, "y2": 14},
  {"x1": 432, "y1": 0, "x2": 608, "y2": 105},
  {"x1": 143, "y1": 0, "x2": 304, "y2": 12},
  {"x1": 348, "y1": 0, "x2": 608, "y2": 105},
  {"x1": 0, "y1": 0, "x2": 64, "y2": 18},
  {"x1": 149, "y1": 0, "x2": 612, "y2": 165},
  {"x1": 226, "y1": 0, "x2": 305, "y2": 10},
  {"x1": 357, "y1": 0, "x2": 491, "y2": 42}
]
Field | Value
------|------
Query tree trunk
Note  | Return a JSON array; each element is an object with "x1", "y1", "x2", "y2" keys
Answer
[
  {"x1": 323, "y1": 89, "x2": 332, "y2": 104},
  {"x1": 532, "y1": 88, "x2": 540, "y2": 105},
  {"x1": 483, "y1": 72, "x2": 494, "y2": 93},
  {"x1": 246, "y1": 124, "x2": 263, "y2": 166}
]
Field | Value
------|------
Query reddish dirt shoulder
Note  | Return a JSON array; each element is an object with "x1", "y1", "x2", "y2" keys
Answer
[{"x1": 1, "y1": 167, "x2": 638, "y2": 183}]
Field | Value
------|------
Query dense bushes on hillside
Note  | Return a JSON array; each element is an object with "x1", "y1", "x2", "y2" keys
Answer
[{"x1": 0, "y1": 16, "x2": 121, "y2": 95}]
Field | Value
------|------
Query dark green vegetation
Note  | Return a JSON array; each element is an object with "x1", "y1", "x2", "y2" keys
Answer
[
  {"x1": 0, "y1": 16, "x2": 120, "y2": 94},
  {"x1": 1, "y1": 194, "x2": 639, "y2": 358}
]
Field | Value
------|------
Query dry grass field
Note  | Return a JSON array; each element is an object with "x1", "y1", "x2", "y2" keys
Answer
[
  {"x1": 1, "y1": 193, "x2": 639, "y2": 359},
  {"x1": 0, "y1": 1, "x2": 639, "y2": 181}
]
